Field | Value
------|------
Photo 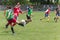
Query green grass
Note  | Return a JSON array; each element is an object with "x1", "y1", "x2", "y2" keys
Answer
[{"x1": 0, "y1": 11, "x2": 60, "y2": 40}]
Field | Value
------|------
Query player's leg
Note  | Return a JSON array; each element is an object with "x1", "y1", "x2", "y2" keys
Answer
[
  {"x1": 13, "y1": 18, "x2": 25, "y2": 26},
  {"x1": 54, "y1": 14, "x2": 59, "y2": 22},
  {"x1": 25, "y1": 19, "x2": 30, "y2": 24},
  {"x1": 18, "y1": 21, "x2": 26, "y2": 27},
  {"x1": 47, "y1": 15, "x2": 50, "y2": 22},
  {"x1": 26, "y1": 15, "x2": 32, "y2": 22},
  {"x1": 5, "y1": 20, "x2": 11, "y2": 28},
  {"x1": 18, "y1": 19, "x2": 30, "y2": 25},
  {"x1": 40, "y1": 13, "x2": 46, "y2": 20},
  {"x1": 11, "y1": 26, "x2": 15, "y2": 34},
  {"x1": 54, "y1": 16, "x2": 59, "y2": 22},
  {"x1": 5, "y1": 23, "x2": 9, "y2": 28},
  {"x1": 58, "y1": 13, "x2": 60, "y2": 19},
  {"x1": 10, "y1": 20, "x2": 15, "y2": 34},
  {"x1": 54, "y1": 16, "x2": 57, "y2": 22},
  {"x1": 6, "y1": 19, "x2": 15, "y2": 34},
  {"x1": 14, "y1": 15, "x2": 24, "y2": 26},
  {"x1": 28, "y1": 18, "x2": 32, "y2": 22},
  {"x1": 16, "y1": 20, "x2": 24, "y2": 26},
  {"x1": 10, "y1": 18, "x2": 23, "y2": 34}
]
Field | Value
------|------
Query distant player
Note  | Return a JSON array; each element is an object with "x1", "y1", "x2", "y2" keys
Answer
[
  {"x1": 26, "y1": 5, "x2": 33, "y2": 22},
  {"x1": 54, "y1": 5, "x2": 60, "y2": 22},
  {"x1": 40, "y1": 7, "x2": 50, "y2": 22},
  {"x1": 4, "y1": 6, "x2": 26, "y2": 34}
]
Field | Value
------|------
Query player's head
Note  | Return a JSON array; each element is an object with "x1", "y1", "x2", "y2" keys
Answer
[
  {"x1": 17, "y1": 2, "x2": 20, "y2": 5},
  {"x1": 16, "y1": 2, "x2": 21, "y2": 7},
  {"x1": 48, "y1": 7, "x2": 50, "y2": 10},
  {"x1": 17, "y1": 2, "x2": 21, "y2": 6},
  {"x1": 57, "y1": 5, "x2": 60, "y2": 8},
  {"x1": 7, "y1": 6, "x2": 11, "y2": 9},
  {"x1": 30, "y1": 5, "x2": 33, "y2": 8}
]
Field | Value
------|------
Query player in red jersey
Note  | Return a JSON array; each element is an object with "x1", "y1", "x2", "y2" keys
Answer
[
  {"x1": 40, "y1": 7, "x2": 50, "y2": 22},
  {"x1": 14, "y1": 2, "x2": 22, "y2": 20}
]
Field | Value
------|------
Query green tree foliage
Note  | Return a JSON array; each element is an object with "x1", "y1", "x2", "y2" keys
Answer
[
  {"x1": 1, "y1": 0, "x2": 59, "y2": 5},
  {"x1": 30, "y1": 0, "x2": 59, "y2": 4},
  {"x1": 54, "y1": 0, "x2": 59, "y2": 4},
  {"x1": 2, "y1": 0, "x2": 16, "y2": 5},
  {"x1": 1, "y1": 0, "x2": 28, "y2": 5}
]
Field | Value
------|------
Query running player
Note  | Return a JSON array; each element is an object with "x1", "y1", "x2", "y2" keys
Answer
[
  {"x1": 40, "y1": 7, "x2": 50, "y2": 22},
  {"x1": 54, "y1": 5, "x2": 60, "y2": 22},
  {"x1": 26, "y1": 5, "x2": 33, "y2": 22},
  {"x1": 14, "y1": 2, "x2": 22, "y2": 20}
]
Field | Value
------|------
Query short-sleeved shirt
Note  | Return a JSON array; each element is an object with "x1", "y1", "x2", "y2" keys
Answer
[
  {"x1": 27, "y1": 7, "x2": 33, "y2": 16},
  {"x1": 6, "y1": 9, "x2": 13, "y2": 20},
  {"x1": 55, "y1": 8, "x2": 60, "y2": 14},
  {"x1": 14, "y1": 7, "x2": 22, "y2": 16},
  {"x1": 45, "y1": 9, "x2": 50, "y2": 14}
]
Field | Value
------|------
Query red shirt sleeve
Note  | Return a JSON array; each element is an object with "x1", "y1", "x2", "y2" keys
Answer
[
  {"x1": 45, "y1": 9, "x2": 50, "y2": 14},
  {"x1": 19, "y1": 8, "x2": 22, "y2": 14}
]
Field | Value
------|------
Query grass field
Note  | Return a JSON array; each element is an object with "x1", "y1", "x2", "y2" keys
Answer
[{"x1": 0, "y1": 11, "x2": 60, "y2": 40}]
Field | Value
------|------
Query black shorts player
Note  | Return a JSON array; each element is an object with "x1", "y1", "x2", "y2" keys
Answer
[
  {"x1": 26, "y1": 15, "x2": 31, "y2": 19},
  {"x1": 54, "y1": 7, "x2": 60, "y2": 22}
]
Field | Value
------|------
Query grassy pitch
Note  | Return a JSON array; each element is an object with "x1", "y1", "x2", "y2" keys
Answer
[{"x1": 0, "y1": 11, "x2": 60, "y2": 40}]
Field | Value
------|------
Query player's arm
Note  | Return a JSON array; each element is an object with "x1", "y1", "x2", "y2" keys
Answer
[
  {"x1": 45, "y1": 9, "x2": 48, "y2": 13},
  {"x1": 19, "y1": 8, "x2": 23, "y2": 14},
  {"x1": 25, "y1": 10, "x2": 28, "y2": 14},
  {"x1": 55, "y1": 8, "x2": 58, "y2": 14},
  {"x1": 23, "y1": 7, "x2": 29, "y2": 14},
  {"x1": 54, "y1": 10, "x2": 57, "y2": 14},
  {"x1": 4, "y1": 10, "x2": 6, "y2": 16},
  {"x1": 21, "y1": 10, "x2": 28, "y2": 14},
  {"x1": 24, "y1": 9, "x2": 28, "y2": 12},
  {"x1": 4, "y1": 10, "x2": 10, "y2": 19}
]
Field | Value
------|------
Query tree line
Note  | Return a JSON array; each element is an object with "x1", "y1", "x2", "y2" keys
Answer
[{"x1": 0, "y1": 0, "x2": 59, "y2": 5}]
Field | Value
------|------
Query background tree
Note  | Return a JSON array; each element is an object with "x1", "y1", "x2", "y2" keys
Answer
[
  {"x1": 1, "y1": 0, "x2": 60, "y2": 5},
  {"x1": 30, "y1": 0, "x2": 59, "y2": 5}
]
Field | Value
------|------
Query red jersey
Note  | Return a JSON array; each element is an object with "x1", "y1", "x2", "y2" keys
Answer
[
  {"x1": 45, "y1": 9, "x2": 50, "y2": 14},
  {"x1": 14, "y1": 7, "x2": 22, "y2": 16}
]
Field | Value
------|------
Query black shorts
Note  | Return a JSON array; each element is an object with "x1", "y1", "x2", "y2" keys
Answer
[
  {"x1": 56, "y1": 13, "x2": 60, "y2": 16},
  {"x1": 26, "y1": 15, "x2": 31, "y2": 19}
]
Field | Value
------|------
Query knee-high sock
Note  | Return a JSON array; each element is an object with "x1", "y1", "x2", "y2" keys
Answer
[{"x1": 11, "y1": 27, "x2": 15, "y2": 33}]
